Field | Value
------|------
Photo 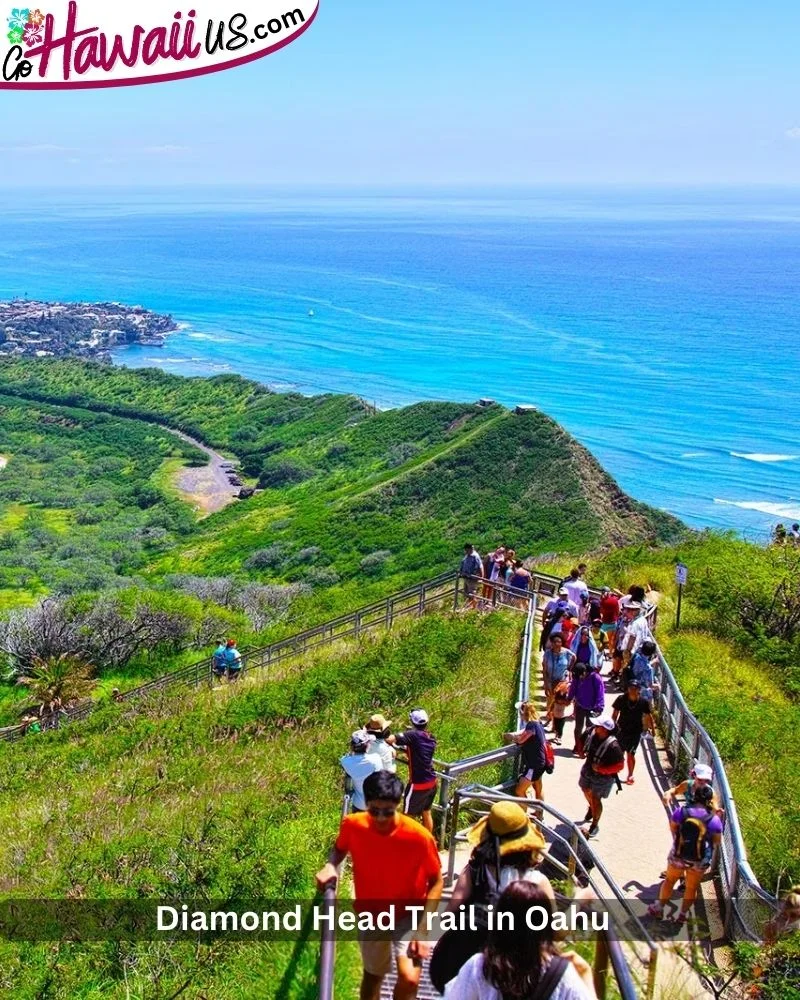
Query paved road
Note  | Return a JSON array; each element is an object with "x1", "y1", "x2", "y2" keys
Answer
[{"x1": 168, "y1": 429, "x2": 241, "y2": 515}]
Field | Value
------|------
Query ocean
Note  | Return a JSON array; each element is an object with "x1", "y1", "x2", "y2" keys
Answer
[{"x1": 1, "y1": 185, "x2": 798, "y2": 539}]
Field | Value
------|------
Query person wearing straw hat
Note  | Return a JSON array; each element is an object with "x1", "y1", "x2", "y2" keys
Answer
[
  {"x1": 429, "y1": 801, "x2": 552, "y2": 994},
  {"x1": 365, "y1": 713, "x2": 397, "y2": 773}
]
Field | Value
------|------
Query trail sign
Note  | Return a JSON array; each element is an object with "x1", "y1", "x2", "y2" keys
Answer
[{"x1": 675, "y1": 563, "x2": 688, "y2": 586}]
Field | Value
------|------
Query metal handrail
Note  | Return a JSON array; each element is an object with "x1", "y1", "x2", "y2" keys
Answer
[
  {"x1": 447, "y1": 787, "x2": 650, "y2": 1000},
  {"x1": 651, "y1": 646, "x2": 778, "y2": 939}
]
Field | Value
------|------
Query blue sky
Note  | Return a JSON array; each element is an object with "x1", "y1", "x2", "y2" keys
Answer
[{"x1": 2, "y1": 0, "x2": 800, "y2": 185}]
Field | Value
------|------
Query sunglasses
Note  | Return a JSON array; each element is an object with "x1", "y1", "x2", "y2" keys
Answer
[{"x1": 367, "y1": 806, "x2": 397, "y2": 818}]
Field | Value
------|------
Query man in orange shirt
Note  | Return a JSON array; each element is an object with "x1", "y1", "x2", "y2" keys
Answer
[{"x1": 316, "y1": 771, "x2": 443, "y2": 1000}]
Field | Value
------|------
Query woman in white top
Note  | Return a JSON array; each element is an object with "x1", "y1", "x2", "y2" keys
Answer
[{"x1": 444, "y1": 881, "x2": 595, "y2": 1000}]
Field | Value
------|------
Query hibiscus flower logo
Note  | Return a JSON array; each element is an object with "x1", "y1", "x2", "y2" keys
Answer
[
  {"x1": 27, "y1": 7, "x2": 44, "y2": 25},
  {"x1": 7, "y1": 25, "x2": 23, "y2": 45},
  {"x1": 7, "y1": 7, "x2": 30, "y2": 31},
  {"x1": 23, "y1": 19, "x2": 41, "y2": 45}
]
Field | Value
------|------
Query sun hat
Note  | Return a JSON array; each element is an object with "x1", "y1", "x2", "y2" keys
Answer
[
  {"x1": 409, "y1": 708, "x2": 429, "y2": 726},
  {"x1": 350, "y1": 729, "x2": 374, "y2": 749},
  {"x1": 593, "y1": 716, "x2": 616, "y2": 732},
  {"x1": 466, "y1": 801, "x2": 546, "y2": 857},
  {"x1": 624, "y1": 602, "x2": 642, "y2": 611},
  {"x1": 558, "y1": 587, "x2": 569, "y2": 596},
  {"x1": 692, "y1": 763, "x2": 713, "y2": 782},
  {"x1": 366, "y1": 713, "x2": 391, "y2": 733}
]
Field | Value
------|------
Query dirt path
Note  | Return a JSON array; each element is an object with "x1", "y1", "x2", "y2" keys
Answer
[{"x1": 167, "y1": 430, "x2": 241, "y2": 516}]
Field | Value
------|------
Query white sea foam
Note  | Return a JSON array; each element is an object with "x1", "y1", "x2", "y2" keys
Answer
[
  {"x1": 714, "y1": 499, "x2": 800, "y2": 519},
  {"x1": 680, "y1": 452, "x2": 708, "y2": 458},
  {"x1": 188, "y1": 332, "x2": 232, "y2": 342},
  {"x1": 730, "y1": 452, "x2": 798, "y2": 463}
]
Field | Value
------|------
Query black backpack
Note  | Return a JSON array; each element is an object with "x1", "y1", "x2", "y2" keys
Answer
[{"x1": 674, "y1": 808, "x2": 711, "y2": 864}]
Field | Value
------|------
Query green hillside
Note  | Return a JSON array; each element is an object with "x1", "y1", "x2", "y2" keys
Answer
[
  {"x1": 0, "y1": 359, "x2": 682, "y2": 724},
  {"x1": 0, "y1": 611, "x2": 521, "y2": 1000}
]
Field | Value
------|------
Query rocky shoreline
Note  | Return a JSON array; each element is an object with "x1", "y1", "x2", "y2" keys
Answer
[{"x1": 0, "y1": 299, "x2": 177, "y2": 362}]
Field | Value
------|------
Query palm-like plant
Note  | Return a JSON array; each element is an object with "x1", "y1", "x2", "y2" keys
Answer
[{"x1": 19, "y1": 654, "x2": 95, "y2": 717}]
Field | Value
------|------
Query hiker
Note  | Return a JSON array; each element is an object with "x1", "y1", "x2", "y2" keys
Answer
[
  {"x1": 340, "y1": 730, "x2": 384, "y2": 811},
  {"x1": 764, "y1": 885, "x2": 800, "y2": 944},
  {"x1": 504, "y1": 701, "x2": 549, "y2": 802},
  {"x1": 212, "y1": 640, "x2": 228, "y2": 680},
  {"x1": 567, "y1": 660, "x2": 604, "y2": 758},
  {"x1": 621, "y1": 603, "x2": 654, "y2": 662},
  {"x1": 460, "y1": 544, "x2": 484, "y2": 609},
  {"x1": 773, "y1": 523, "x2": 788, "y2": 545},
  {"x1": 623, "y1": 639, "x2": 657, "y2": 702},
  {"x1": 430, "y1": 801, "x2": 552, "y2": 993},
  {"x1": 365, "y1": 714, "x2": 397, "y2": 773},
  {"x1": 790, "y1": 523, "x2": 800, "y2": 544},
  {"x1": 482, "y1": 547, "x2": 506, "y2": 606},
  {"x1": 508, "y1": 560, "x2": 532, "y2": 610},
  {"x1": 542, "y1": 634, "x2": 575, "y2": 723},
  {"x1": 394, "y1": 708, "x2": 438, "y2": 834},
  {"x1": 612, "y1": 680, "x2": 655, "y2": 784},
  {"x1": 550, "y1": 678, "x2": 572, "y2": 746},
  {"x1": 223, "y1": 639, "x2": 242, "y2": 680},
  {"x1": 442, "y1": 881, "x2": 596, "y2": 999},
  {"x1": 570, "y1": 625, "x2": 601, "y2": 671},
  {"x1": 577, "y1": 716, "x2": 625, "y2": 839},
  {"x1": 648, "y1": 783, "x2": 723, "y2": 924},
  {"x1": 316, "y1": 770, "x2": 443, "y2": 1000},
  {"x1": 539, "y1": 589, "x2": 579, "y2": 651},
  {"x1": 662, "y1": 762, "x2": 722, "y2": 814},
  {"x1": 589, "y1": 618, "x2": 608, "y2": 661},
  {"x1": 562, "y1": 568, "x2": 589, "y2": 623},
  {"x1": 598, "y1": 587, "x2": 620, "y2": 658}
]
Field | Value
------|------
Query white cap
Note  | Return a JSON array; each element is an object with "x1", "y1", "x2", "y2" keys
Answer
[
  {"x1": 351, "y1": 729, "x2": 374, "y2": 749},
  {"x1": 409, "y1": 708, "x2": 429, "y2": 726},
  {"x1": 593, "y1": 716, "x2": 616, "y2": 732},
  {"x1": 692, "y1": 763, "x2": 713, "y2": 781}
]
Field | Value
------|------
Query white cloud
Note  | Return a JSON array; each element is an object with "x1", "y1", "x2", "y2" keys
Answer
[{"x1": 785, "y1": 127, "x2": 800, "y2": 139}]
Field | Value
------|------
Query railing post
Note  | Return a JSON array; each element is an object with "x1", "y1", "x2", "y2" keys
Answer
[
  {"x1": 355, "y1": 612, "x2": 361, "y2": 638},
  {"x1": 593, "y1": 931, "x2": 609, "y2": 1000},
  {"x1": 453, "y1": 578, "x2": 460, "y2": 612}
]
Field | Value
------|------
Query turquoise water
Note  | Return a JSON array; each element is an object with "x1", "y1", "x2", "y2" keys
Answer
[{"x1": 1, "y1": 186, "x2": 798, "y2": 538}]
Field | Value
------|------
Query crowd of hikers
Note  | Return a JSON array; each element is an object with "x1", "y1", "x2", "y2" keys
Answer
[
  {"x1": 772, "y1": 521, "x2": 800, "y2": 546},
  {"x1": 313, "y1": 549, "x2": 761, "y2": 1000}
]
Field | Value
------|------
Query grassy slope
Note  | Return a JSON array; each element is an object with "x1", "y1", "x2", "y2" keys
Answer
[
  {"x1": 0, "y1": 611, "x2": 522, "y2": 999},
  {"x1": 536, "y1": 540, "x2": 800, "y2": 890}
]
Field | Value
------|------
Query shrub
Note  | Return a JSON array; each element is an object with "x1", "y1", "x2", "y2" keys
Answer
[
  {"x1": 360, "y1": 551, "x2": 392, "y2": 576},
  {"x1": 258, "y1": 460, "x2": 312, "y2": 490},
  {"x1": 386, "y1": 442, "x2": 421, "y2": 468},
  {"x1": 304, "y1": 567, "x2": 340, "y2": 589},
  {"x1": 245, "y1": 545, "x2": 288, "y2": 571}
]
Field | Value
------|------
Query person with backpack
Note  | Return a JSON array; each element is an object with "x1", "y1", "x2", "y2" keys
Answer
[
  {"x1": 540, "y1": 590, "x2": 579, "y2": 651},
  {"x1": 460, "y1": 544, "x2": 484, "y2": 609},
  {"x1": 622, "y1": 640, "x2": 657, "y2": 702},
  {"x1": 648, "y1": 783, "x2": 723, "y2": 924},
  {"x1": 577, "y1": 716, "x2": 625, "y2": 839},
  {"x1": 504, "y1": 701, "x2": 551, "y2": 803},
  {"x1": 567, "y1": 660, "x2": 605, "y2": 758},
  {"x1": 442, "y1": 881, "x2": 596, "y2": 1000},
  {"x1": 430, "y1": 802, "x2": 552, "y2": 994}
]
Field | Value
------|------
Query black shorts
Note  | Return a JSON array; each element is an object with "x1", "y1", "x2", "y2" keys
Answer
[
  {"x1": 404, "y1": 783, "x2": 437, "y2": 815},
  {"x1": 617, "y1": 733, "x2": 641, "y2": 754}
]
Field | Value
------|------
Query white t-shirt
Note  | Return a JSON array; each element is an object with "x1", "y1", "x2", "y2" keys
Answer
[
  {"x1": 444, "y1": 953, "x2": 592, "y2": 1000},
  {"x1": 625, "y1": 615, "x2": 654, "y2": 654},
  {"x1": 339, "y1": 752, "x2": 382, "y2": 810},
  {"x1": 369, "y1": 737, "x2": 396, "y2": 773},
  {"x1": 563, "y1": 580, "x2": 589, "y2": 610}
]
